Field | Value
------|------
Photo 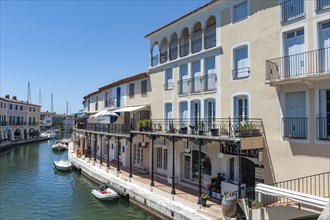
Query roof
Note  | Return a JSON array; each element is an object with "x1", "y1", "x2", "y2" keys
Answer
[
  {"x1": 0, "y1": 97, "x2": 41, "y2": 107},
  {"x1": 83, "y1": 72, "x2": 149, "y2": 100},
  {"x1": 145, "y1": 0, "x2": 216, "y2": 38}
]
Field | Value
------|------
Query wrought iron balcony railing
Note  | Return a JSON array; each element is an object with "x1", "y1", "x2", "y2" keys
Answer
[
  {"x1": 317, "y1": 117, "x2": 330, "y2": 140},
  {"x1": 281, "y1": 0, "x2": 305, "y2": 23},
  {"x1": 282, "y1": 117, "x2": 307, "y2": 139},
  {"x1": 78, "y1": 118, "x2": 264, "y2": 138},
  {"x1": 178, "y1": 74, "x2": 217, "y2": 95},
  {"x1": 266, "y1": 47, "x2": 330, "y2": 82},
  {"x1": 105, "y1": 97, "x2": 125, "y2": 109},
  {"x1": 0, "y1": 121, "x2": 7, "y2": 126}
]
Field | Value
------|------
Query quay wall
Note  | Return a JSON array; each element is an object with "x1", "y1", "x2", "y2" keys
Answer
[
  {"x1": 69, "y1": 143, "x2": 212, "y2": 220},
  {"x1": 0, "y1": 137, "x2": 52, "y2": 153}
]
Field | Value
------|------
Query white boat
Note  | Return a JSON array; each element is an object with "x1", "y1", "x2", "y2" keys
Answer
[
  {"x1": 54, "y1": 160, "x2": 71, "y2": 171},
  {"x1": 91, "y1": 185, "x2": 119, "y2": 200},
  {"x1": 40, "y1": 131, "x2": 56, "y2": 139},
  {"x1": 52, "y1": 140, "x2": 68, "y2": 151}
]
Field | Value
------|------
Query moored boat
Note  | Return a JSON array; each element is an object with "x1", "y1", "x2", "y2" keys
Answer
[
  {"x1": 40, "y1": 131, "x2": 56, "y2": 139},
  {"x1": 52, "y1": 140, "x2": 68, "y2": 151},
  {"x1": 54, "y1": 160, "x2": 72, "y2": 171},
  {"x1": 91, "y1": 185, "x2": 119, "y2": 200}
]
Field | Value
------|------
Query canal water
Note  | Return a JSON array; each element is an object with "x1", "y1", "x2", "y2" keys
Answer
[{"x1": 0, "y1": 138, "x2": 157, "y2": 220}]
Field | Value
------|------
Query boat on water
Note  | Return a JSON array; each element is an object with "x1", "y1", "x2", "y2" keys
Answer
[
  {"x1": 52, "y1": 140, "x2": 68, "y2": 151},
  {"x1": 91, "y1": 184, "x2": 119, "y2": 200},
  {"x1": 54, "y1": 160, "x2": 72, "y2": 171},
  {"x1": 40, "y1": 131, "x2": 56, "y2": 139}
]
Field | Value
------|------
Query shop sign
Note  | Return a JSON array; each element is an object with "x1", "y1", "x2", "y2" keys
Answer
[{"x1": 222, "y1": 144, "x2": 259, "y2": 158}]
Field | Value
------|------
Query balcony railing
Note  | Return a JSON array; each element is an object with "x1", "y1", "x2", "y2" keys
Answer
[
  {"x1": 317, "y1": 117, "x2": 330, "y2": 140},
  {"x1": 105, "y1": 97, "x2": 124, "y2": 109},
  {"x1": 164, "y1": 82, "x2": 173, "y2": 91},
  {"x1": 180, "y1": 43, "x2": 189, "y2": 57},
  {"x1": 177, "y1": 79, "x2": 189, "y2": 95},
  {"x1": 140, "y1": 118, "x2": 263, "y2": 138},
  {"x1": 85, "y1": 123, "x2": 132, "y2": 134},
  {"x1": 0, "y1": 121, "x2": 7, "y2": 126},
  {"x1": 232, "y1": 67, "x2": 250, "y2": 80},
  {"x1": 281, "y1": 0, "x2": 304, "y2": 23},
  {"x1": 77, "y1": 118, "x2": 263, "y2": 139},
  {"x1": 282, "y1": 117, "x2": 307, "y2": 139},
  {"x1": 315, "y1": 0, "x2": 330, "y2": 12},
  {"x1": 191, "y1": 76, "x2": 203, "y2": 93},
  {"x1": 263, "y1": 172, "x2": 330, "y2": 206},
  {"x1": 192, "y1": 38, "x2": 202, "y2": 54},
  {"x1": 160, "y1": 51, "x2": 168, "y2": 64},
  {"x1": 266, "y1": 47, "x2": 330, "y2": 82},
  {"x1": 169, "y1": 47, "x2": 178, "y2": 60},
  {"x1": 205, "y1": 33, "x2": 216, "y2": 49},
  {"x1": 203, "y1": 73, "x2": 217, "y2": 91}
]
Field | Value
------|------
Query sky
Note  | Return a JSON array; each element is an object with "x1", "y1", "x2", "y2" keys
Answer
[{"x1": 0, "y1": 0, "x2": 209, "y2": 115}]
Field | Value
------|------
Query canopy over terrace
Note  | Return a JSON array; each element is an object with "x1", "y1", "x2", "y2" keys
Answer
[{"x1": 130, "y1": 130, "x2": 264, "y2": 201}]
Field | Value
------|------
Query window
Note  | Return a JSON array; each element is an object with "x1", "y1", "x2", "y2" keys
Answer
[
  {"x1": 95, "y1": 96, "x2": 98, "y2": 111},
  {"x1": 141, "y1": 80, "x2": 147, "y2": 96},
  {"x1": 163, "y1": 149, "x2": 168, "y2": 170},
  {"x1": 316, "y1": 0, "x2": 330, "y2": 11},
  {"x1": 281, "y1": 0, "x2": 304, "y2": 23},
  {"x1": 164, "y1": 68, "x2": 173, "y2": 90},
  {"x1": 319, "y1": 22, "x2": 330, "y2": 72},
  {"x1": 205, "y1": 57, "x2": 216, "y2": 91},
  {"x1": 234, "y1": 95, "x2": 249, "y2": 120},
  {"x1": 13, "y1": 116, "x2": 15, "y2": 125},
  {"x1": 318, "y1": 90, "x2": 330, "y2": 140},
  {"x1": 233, "y1": 1, "x2": 248, "y2": 22},
  {"x1": 205, "y1": 99, "x2": 216, "y2": 132},
  {"x1": 4, "y1": 103, "x2": 6, "y2": 109},
  {"x1": 88, "y1": 99, "x2": 90, "y2": 111},
  {"x1": 233, "y1": 46, "x2": 249, "y2": 79},
  {"x1": 10, "y1": 104, "x2": 12, "y2": 110},
  {"x1": 29, "y1": 117, "x2": 32, "y2": 125},
  {"x1": 133, "y1": 144, "x2": 143, "y2": 167},
  {"x1": 9, "y1": 116, "x2": 12, "y2": 125},
  {"x1": 129, "y1": 83, "x2": 135, "y2": 98},
  {"x1": 192, "y1": 60, "x2": 202, "y2": 93},
  {"x1": 20, "y1": 106, "x2": 23, "y2": 111},
  {"x1": 33, "y1": 107, "x2": 35, "y2": 112},
  {"x1": 157, "y1": 147, "x2": 163, "y2": 168},
  {"x1": 179, "y1": 64, "x2": 189, "y2": 95},
  {"x1": 104, "y1": 91, "x2": 109, "y2": 107},
  {"x1": 15, "y1": 105, "x2": 18, "y2": 110}
]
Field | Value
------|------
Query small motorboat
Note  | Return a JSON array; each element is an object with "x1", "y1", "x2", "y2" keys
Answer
[
  {"x1": 91, "y1": 184, "x2": 119, "y2": 200},
  {"x1": 54, "y1": 160, "x2": 72, "y2": 171},
  {"x1": 52, "y1": 140, "x2": 68, "y2": 151},
  {"x1": 40, "y1": 131, "x2": 56, "y2": 139}
]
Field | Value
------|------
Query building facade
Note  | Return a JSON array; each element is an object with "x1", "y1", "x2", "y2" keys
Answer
[{"x1": 0, "y1": 95, "x2": 41, "y2": 141}]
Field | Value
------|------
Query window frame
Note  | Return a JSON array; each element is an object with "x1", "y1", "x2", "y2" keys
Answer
[
  {"x1": 233, "y1": 1, "x2": 248, "y2": 23},
  {"x1": 129, "y1": 83, "x2": 135, "y2": 98},
  {"x1": 141, "y1": 80, "x2": 148, "y2": 96}
]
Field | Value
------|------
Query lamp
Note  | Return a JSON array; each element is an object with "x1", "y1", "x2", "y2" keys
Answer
[
  {"x1": 141, "y1": 135, "x2": 146, "y2": 147},
  {"x1": 258, "y1": 151, "x2": 263, "y2": 165},
  {"x1": 184, "y1": 141, "x2": 190, "y2": 153},
  {"x1": 218, "y1": 142, "x2": 224, "y2": 158}
]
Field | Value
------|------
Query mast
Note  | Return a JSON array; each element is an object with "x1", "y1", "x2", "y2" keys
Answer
[
  {"x1": 66, "y1": 101, "x2": 68, "y2": 116},
  {"x1": 51, "y1": 93, "x2": 54, "y2": 113},
  {"x1": 27, "y1": 82, "x2": 31, "y2": 103}
]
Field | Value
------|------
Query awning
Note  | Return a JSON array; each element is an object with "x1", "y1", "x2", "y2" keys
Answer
[
  {"x1": 90, "y1": 109, "x2": 118, "y2": 118},
  {"x1": 113, "y1": 105, "x2": 149, "y2": 113}
]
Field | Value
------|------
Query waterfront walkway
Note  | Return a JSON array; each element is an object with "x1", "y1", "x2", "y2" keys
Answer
[{"x1": 68, "y1": 145, "x2": 227, "y2": 219}]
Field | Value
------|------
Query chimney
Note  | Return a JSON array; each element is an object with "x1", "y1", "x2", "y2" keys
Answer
[
  {"x1": 12, "y1": 96, "x2": 17, "y2": 100},
  {"x1": 5, "y1": 94, "x2": 10, "y2": 99}
]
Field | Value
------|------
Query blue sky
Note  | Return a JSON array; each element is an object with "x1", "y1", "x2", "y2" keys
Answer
[{"x1": 0, "y1": 0, "x2": 209, "y2": 114}]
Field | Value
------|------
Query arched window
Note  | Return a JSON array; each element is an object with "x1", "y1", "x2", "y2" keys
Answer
[
  {"x1": 151, "y1": 43, "x2": 159, "y2": 66},
  {"x1": 160, "y1": 38, "x2": 168, "y2": 64},
  {"x1": 180, "y1": 28, "x2": 190, "y2": 57},
  {"x1": 169, "y1": 33, "x2": 178, "y2": 60},
  {"x1": 205, "y1": 16, "x2": 216, "y2": 49},
  {"x1": 192, "y1": 22, "x2": 202, "y2": 53}
]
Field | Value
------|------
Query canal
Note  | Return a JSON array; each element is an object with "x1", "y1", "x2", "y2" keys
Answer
[{"x1": 0, "y1": 138, "x2": 158, "y2": 220}]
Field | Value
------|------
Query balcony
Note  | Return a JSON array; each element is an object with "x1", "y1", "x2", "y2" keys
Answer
[
  {"x1": 203, "y1": 73, "x2": 217, "y2": 92},
  {"x1": 280, "y1": 0, "x2": 304, "y2": 23},
  {"x1": 192, "y1": 38, "x2": 202, "y2": 54},
  {"x1": 191, "y1": 76, "x2": 202, "y2": 93},
  {"x1": 266, "y1": 48, "x2": 330, "y2": 84},
  {"x1": 177, "y1": 79, "x2": 190, "y2": 95},
  {"x1": 178, "y1": 74, "x2": 217, "y2": 95},
  {"x1": 85, "y1": 123, "x2": 132, "y2": 135},
  {"x1": 317, "y1": 117, "x2": 330, "y2": 140},
  {"x1": 169, "y1": 47, "x2": 178, "y2": 61},
  {"x1": 164, "y1": 82, "x2": 173, "y2": 91},
  {"x1": 0, "y1": 121, "x2": 7, "y2": 126},
  {"x1": 282, "y1": 117, "x2": 307, "y2": 139}
]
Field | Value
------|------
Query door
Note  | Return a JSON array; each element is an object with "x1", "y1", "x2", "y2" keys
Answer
[
  {"x1": 285, "y1": 29, "x2": 305, "y2": 77},
  {"x1": 180, "y1": 64, "x2": 189, "y2": 94},
  {"x1": 205, "y1": 99, "x2": 216, "y2": 132},
  {"x1": 285, "y1": 91, "x2": 306, "y2": 138},
  {"x1": 116, "y1": 87, "x2": 121, "y2": 107},
  {"x1": 319, "y1": 22, "x2": 330, "y2": 72},
  {"x1": 234, "y1": 46, "x2": 249, "y2": 78},
  {"x1": 234, "y1": 96, "x2": 248, "y2": 121},
  {"x1": 133, "y1": 144, "x2": 143, "y2": 167},
  {"x1": 205, "y1": 57, "x2": 216, "y2": 90},
  {"x1": 192, "y1": 61, "x2": 201, "y2": 92},
  {"x1": 191, "y1": 101, "x2": 201, "y2": 127}
]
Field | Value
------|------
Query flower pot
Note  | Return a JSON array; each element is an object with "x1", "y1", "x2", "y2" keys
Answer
[
  {"x1": 222, "y1": 197, "x2": 236, "y2": 218},
  {"x1": 198, "y1": 130, "x2": 204, "y2": 135},
  {"x1": 180, "y1": 127, "x2": 188, "y2": 134},
  {"x1": 201, "y1": 198, "x2": 207, "y2": 207}
]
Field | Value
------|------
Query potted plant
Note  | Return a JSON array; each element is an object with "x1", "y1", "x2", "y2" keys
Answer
[
  {"x1": 222, "y1": 192, "x2": 237, "y2": 218},
  {"x1": 200, "y1": 193, "x2": 209, "y2": 207},
  {"x1": 235, "y1": 123, "x2": 261, "y2": 137},
  {"x1": 167, "y1": 120, "x2": 177, "y2": 133},
  {"x1": 137, "y1": 119, "x2": 145, "y2": 131},
  {"x1": 179, "y1": 126, "x2": 188, "y2": 134},
  {"x1": 144, "y1": 119, "x2": 152, "y2": 132},
  {"x1": 210, "y1": 120, "x2": 219, "y2": 136}
]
